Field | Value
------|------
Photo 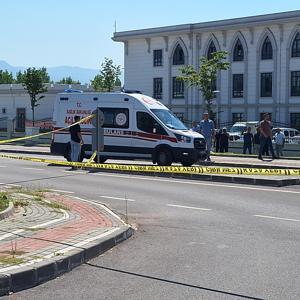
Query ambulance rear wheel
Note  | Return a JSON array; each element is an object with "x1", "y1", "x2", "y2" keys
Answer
[
  {"x1": 156, "y1": 148, "x2": 173, "y2": 166},
  {"x1": 93, "y1": 156, "x2": 107, "y2": 163},
  {"x1": 180, "y1": 157, "x2": 195, "y2": 167}
]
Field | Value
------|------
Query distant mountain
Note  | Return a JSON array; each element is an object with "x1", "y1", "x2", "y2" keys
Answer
[{"x1": 0, "y1": 60, "x2": 98, "y2": 84}]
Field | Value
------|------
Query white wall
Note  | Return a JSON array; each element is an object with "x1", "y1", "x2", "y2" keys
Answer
[{"x1": 122, "y1": 20, "x2": 300, "y2": 127}]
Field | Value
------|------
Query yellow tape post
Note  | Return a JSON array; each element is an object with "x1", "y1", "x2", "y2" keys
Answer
[
  {"x1": 0, "y1": 153, "x2": 299, "y2": 176},
  {"x1": 0, "y1": 114, "x2": 95, "y2": 145}
]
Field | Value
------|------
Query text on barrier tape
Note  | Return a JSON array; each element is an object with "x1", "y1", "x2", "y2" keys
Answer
[{"x1": 0, "y1": 153, "x2": 299, "y2": 176}]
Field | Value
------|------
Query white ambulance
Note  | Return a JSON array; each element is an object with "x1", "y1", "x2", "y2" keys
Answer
[{"x1": 51, "y1": 91, "x2": 207, "y2": 166}]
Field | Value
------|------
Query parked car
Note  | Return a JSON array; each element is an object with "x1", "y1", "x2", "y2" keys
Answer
[
  {"x1": 272, "y1": 127, "x2": 300, "y2": 143},
  {"x1": 229, "y1": 121, "x2": 259, "y2": 141}
]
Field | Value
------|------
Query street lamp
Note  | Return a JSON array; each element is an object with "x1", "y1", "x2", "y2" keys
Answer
[{"x1": 213, "y1": 90, "x2": 220, "y2": 128}]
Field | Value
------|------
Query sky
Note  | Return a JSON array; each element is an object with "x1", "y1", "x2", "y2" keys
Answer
[{"x1": 1, "y1": 0, "x2": 300, "y2": 70}]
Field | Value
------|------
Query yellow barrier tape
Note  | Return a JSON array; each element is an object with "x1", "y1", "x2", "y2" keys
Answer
[
  {"x1": 0, "y1": 114, "x2": 95, "y2": 145},
  {"x1": 86, "y1": 151, "x2": 97, "y2": 164},
  {"x1": 0, "y1": 153, "x2": 299, "y2": 176}
]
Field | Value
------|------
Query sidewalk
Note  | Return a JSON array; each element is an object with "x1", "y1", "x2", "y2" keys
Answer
[
  {"x1": 1, "y1": 144, "x2": 300, "y2": 169},
  {"x1": 210, "y1": 155, "x2": 300, "y2": 169},
  {"x1": 0, "y1": 187, "x2": 133, "y2": 296},
  {"x1": 0, "y1": 144, "x2": 50, "y2": 156}
]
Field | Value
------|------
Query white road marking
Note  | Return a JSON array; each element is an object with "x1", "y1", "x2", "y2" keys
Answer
[
  {"x1": 23, "y1": 167, "x2": 44, "y2": 171},
  {"x1": 62, "y1": 170, "x2": 88, "y2": 175},
  {"x1": 49, "y1": 189, "x2": 74, "y2": 194},
  {"x1": 0, "y1": 229, "x2": 24, "y2": 241},
  {"x1": 0, "y1": 166, "x2": 7, "y2": 168},
  {"x1": 254, "y1": 214, "x2": 300, "y2": 222},
  {"x1": 167, "y1": 204, "x2": 211, "y2": 211},
  {"x1": 6, "y1": 184, "x2": 21, "y2": 187},
  {"x1": 0, "y1": 209, "x2": 69, "y2": 241},
  {"x1": 90, "y1": 172, "x2": 300, "y2": 195},
  {"x1": 30, "y1": 209, "x2": 69, "y2": 228},
  {"x1": 72, "y1": 196, "x2": 125, "y2": 223},
  {"x1": 99, "y1": 195, "x2": 136, "y2": 202}
]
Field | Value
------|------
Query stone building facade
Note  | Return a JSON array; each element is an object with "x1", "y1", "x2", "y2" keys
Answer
[{"x1": 113, "y1": 10, "x2": 300, "y2": 129}]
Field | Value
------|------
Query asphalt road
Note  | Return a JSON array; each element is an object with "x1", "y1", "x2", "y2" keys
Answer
[{"x1": 0, "y1": 156, "x2": 299, "y2": 300}]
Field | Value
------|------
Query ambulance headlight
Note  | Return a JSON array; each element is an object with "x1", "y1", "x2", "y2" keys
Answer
[{"x1": 175, "y1": 134, "x2": 191, "y2": 143}]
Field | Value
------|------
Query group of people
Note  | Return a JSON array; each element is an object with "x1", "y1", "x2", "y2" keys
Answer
[
  {"x1": 191, "y1": 113, "x2": 286, "y2": 160},
  {"x1": 69, "y1": 113, "x2": 286, "y2": 165}
]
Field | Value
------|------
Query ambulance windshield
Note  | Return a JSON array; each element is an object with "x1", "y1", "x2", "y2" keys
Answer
[{"x1": 151, "y1": 109, "x2": 187, "y2": 130}]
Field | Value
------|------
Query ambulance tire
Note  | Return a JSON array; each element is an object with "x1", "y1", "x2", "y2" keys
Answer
[
  {"x1": 180, "y1": 158, "x2": 195, "y2": 167},
  {"x1": 93, "y1": 156, "x2": 107, "y2": 163},
  {"x1": 198, "y1": 153, "x2": 207, "y2": 161},
  {"x1": 156, "y1": 148, "x2": 173, "y2": 166}
]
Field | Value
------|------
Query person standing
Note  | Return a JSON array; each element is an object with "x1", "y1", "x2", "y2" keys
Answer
[
  {"x1": 253, "y1": 127, "x2": 260, "y2": 155},
  {"x1": 69, "y1": 115, "x2": 84, "y2": 167},
  {"x1": 258, "y1": 113, "x2": 276, "y2": 160},
  {"x1": 191, "y1": 120, "x2": 200, "y2": 133},
  {"x1": 274, "y1": 128, "x2": 285, "y2": 158},
  {"x1": 199, "y1": 112, "x2": 215, "y2": 161},
  {"x1": 214, "y1": 129, "x2": 221, "y2": 153},
  {"x1": 219, "y1": 128, "x2": 229, "y2": 153},
  {"x1": 243, "y1": 127, "x2": 254, "y2": 154}
]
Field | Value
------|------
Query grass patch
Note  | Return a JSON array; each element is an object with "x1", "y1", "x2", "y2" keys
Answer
[
  {"x1": 6, "y1": 187, "x2": 68, "y2": 211},
  {"x1": 18, "y1": 227, "x2": 45, "y2": 232},
  {"x1": 45, "y1": 201, "x2": 68, "y2": 211},
  {"x1": 0, "y1": 250, "x2": 27, "y2": 256},
  {"x1": 13, "y1": 199, "x2": 29, "y2": 208},
  {"x1": 0, "y1": 256, "x2": 25, "y2": 265},
  {"x1": 0, "y1": 192, "x2": 9, "y2": 212}
]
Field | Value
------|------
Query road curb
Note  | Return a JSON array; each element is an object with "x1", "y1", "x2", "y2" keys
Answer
[
  {"x1": 1, "y1": 150, "x2": 299, "y2": 186},
  {"x1": 206, "y1": 161, "x2": 300, "y2": 170},
  {"x1": 1, "y1": 149, "x2": 300, "y2": 169},
  {"x1": 91, "y1": 169, "x2": 300, "y2": 187},
  {"x1": 0, "y1": 226, "x2": 134, "y2": 296},
  {"x1": 177, "y1": 173, "x2": 300, "y2": 187},
  {"x1": 0, "y1": 201, "x2": 14, "y2": 221},
  {"x1": 0, "y1": 149, "x2": 51, "y2": 156}
]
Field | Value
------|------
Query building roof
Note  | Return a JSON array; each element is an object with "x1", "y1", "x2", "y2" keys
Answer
[
  {"x1": 0, "y1": 83, "x2": 93, "y2": 95},
  {"x1": 113, "y1": 10, "x2": 300, "y2": 41}
]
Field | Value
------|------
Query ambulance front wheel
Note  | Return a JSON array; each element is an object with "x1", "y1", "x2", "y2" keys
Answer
[
  {"x1": 156, "y1": 148, "x2": 173, "y2": 166},
  {"x1": 180, "y1": 157, "x2": 195, "y2": 167}
]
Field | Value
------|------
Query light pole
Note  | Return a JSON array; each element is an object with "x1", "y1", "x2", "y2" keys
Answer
[{"x1": 213, "y1": 90, "x2": 220, "y2": 128}]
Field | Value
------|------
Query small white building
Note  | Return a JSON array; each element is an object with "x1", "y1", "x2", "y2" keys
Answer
[
  {"x1": 113, "y1": 10, "x2": 300, "y2": 129},
  {"x1": 0, "y1": 84, "x2": 92, "y2": 132}
]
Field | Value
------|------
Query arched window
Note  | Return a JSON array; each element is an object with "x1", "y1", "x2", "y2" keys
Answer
[
  {"x1": 292, "y1": 32, "x2": 300, "y2": 57},
  {"x1": 207, "y1": 41, "x2": 216, "y2": 59},
  {"x1": 172, "y1": 44, "x2": 185, "y2": 65},
  {"x1": 261, "y1": 37, "x2": 273, "y2": 60},
  {"x1": 233, "y1": 39, "x2": 244, "y2": 61}
]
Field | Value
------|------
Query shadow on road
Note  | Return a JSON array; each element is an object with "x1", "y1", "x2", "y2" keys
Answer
[{"x1": 85, "y1": 262, "x2": 265, "y2": 300}]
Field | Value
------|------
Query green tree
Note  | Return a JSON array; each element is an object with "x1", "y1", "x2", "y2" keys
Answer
[
  {"x1": 40, "y1": 67, "x2": 50, "y2": 83},
  {"x1": 15, "y1": 70, "x2": 26, "y2": 83},
  {"x1": 115, "y1": 77, "x2": 122, "y2": 88},
  {"x1": 15, "y1": 67, "x2": 50, "y2": 84},
  {"x1": 57, "y1": 76, "x2": 80, "y2": 84},
  {"x1": 22, "y1": 68, "x2": 48, "y2": 127},
  {"x1": 91, "y1": 58, "x2": 121, "y2": 92},
  {"x1": 0, "y1": 70, "x2": 14, "y2": 84},
  {"x1": 178, "y1": 51, "x2": 230, "y2": 117}
]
